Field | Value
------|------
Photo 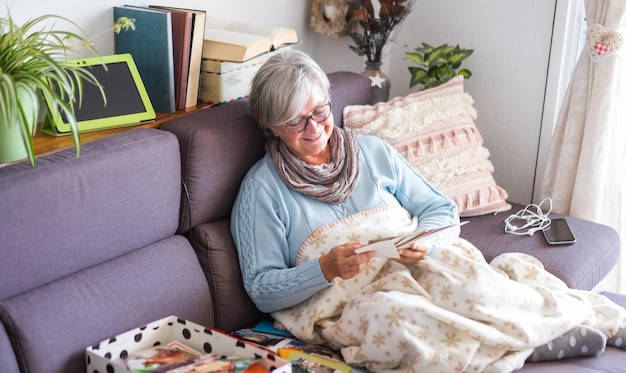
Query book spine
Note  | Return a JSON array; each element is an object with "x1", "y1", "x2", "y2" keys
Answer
[
  {"x1": 169, "y1": 10, "x2": 193, "y2": 110},
  {"x1": 185, "y1": 11, "x2": 206, "y2": 108}
]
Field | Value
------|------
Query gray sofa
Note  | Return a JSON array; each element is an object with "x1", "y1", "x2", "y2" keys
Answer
[{"x1": 0, "y1": 71, "x2": 624, "y2": 373}]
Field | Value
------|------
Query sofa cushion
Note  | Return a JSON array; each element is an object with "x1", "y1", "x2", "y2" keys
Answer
[
  {"x1": 343, "y1": 76, "x2": 511, "y2": 217},
  {"x1": 602, "y1": 291, "x2": 626, "y2": 307},
  {"x1": 0, "y1": 235, "x2": 213, "y2": 373},
  {"x1": 0, "y1": 321, "x2": 19, "y2": 373},
  {"x1": 518, "y1": 347, "x2": 626, "y2": 372},
  {"x1": 189, "y1": 219, "x2": 266, "y2": 332},
  {"x1": 518, "y1": 291, "x2": 626, "y2": 371},
  {"x1": 0, "y1": 128, "x2": 182, "y2": 300},
  {"x1": 461, "y1": 203, "x2": 621, "y2": 290}
]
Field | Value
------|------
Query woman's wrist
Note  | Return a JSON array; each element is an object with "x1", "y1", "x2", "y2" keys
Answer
[{"x1": 318, "y1": 254, "x2": 333, "y2": 282}]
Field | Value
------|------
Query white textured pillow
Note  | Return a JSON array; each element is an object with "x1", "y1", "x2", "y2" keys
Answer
[{"x1": 343, "y1": 76, "x2": 511, "y2": 217}]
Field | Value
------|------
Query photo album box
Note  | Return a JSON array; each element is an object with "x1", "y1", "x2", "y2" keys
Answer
[
  {"x1": 86, "y1": 315, "x2": 292, "y2": 373},
  {"x1": 41, "y1": 53, "x2": 156, "y2": 136},
  {"x1": 198, "y1": 48, "x2": 286, "y2": 105}
]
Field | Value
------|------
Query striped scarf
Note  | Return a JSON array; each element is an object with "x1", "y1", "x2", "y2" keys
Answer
[{"x1": 266, "y1": 127, "x2": 360, "y2": 204}]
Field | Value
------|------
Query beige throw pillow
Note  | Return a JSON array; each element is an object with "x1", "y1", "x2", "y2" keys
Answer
[{"x1": 343, "y1": 76, "x2": 511, "y2": 217}]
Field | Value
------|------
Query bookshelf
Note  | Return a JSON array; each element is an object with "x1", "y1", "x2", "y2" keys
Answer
[{"x1": 32, "y1": 103, "x2": 213, "y2": 158}]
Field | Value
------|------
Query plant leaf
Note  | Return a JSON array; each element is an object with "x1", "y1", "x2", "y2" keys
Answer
[
  {"x1": 458, "y1": 69, "x2": 472, "y2": 79},
  {"x1": 404, "y1": 51, "x2": 424, "y2": 65},
  {"x1": 408, "y1": 67, "x2": 428, "y2": 88}
]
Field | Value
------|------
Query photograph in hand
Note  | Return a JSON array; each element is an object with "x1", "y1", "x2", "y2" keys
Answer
[{"x1": 356, "y1": 221, "x2": 469, "y2": 257}]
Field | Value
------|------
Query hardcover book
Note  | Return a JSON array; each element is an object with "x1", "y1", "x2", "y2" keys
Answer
[
  {"x1": 150, "y1": 6, "x2": 206, "y2": 109},
  {"x1": 114, "y1": 6, "x2": 176, "y2": 113},
  {"x1": 150, "y1": 6, "x2": 193, "y2": 110},
  {"x1": 203, "y1": 17, "x2": 299, "y2": 63},
  {"x1": 181, "y1": 8, "x2": 207, "y2": 108}
]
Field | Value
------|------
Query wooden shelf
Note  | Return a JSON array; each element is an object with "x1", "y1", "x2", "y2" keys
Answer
[{"x1": 32, "y1": 103, "x2": 213, "y2": 158}]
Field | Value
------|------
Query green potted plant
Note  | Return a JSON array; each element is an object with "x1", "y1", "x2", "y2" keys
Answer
[
  {"x1": 0, "y1": 11, "x2": 135, "y2": 167},
  {"x1": 405, "y1": 42, "x2": 473, "y2": 90}
]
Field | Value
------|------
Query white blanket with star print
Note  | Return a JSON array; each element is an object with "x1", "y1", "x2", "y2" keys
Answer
[{"x1": 271, "y1": 206, "x2": 626, "y2": 373}]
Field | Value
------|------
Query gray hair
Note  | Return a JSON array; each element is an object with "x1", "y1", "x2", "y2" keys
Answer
[{"x1": 248, "y1": 49, "x2": 330, "y2": 134}]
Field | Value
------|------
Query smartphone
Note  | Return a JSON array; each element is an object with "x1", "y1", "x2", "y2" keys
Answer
[{"x1": 542, "y1": 218, "x2": 576, "y2": 245}]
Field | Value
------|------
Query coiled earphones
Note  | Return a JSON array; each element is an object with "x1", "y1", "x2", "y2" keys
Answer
[{"x1": 504, "y1": 198, "x2": 553, "y2": 236}]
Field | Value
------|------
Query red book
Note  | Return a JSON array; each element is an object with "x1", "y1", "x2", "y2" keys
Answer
[
  {"x1": 151, "y1": 6, "x2": 193, "y2": 110},
  {"x1": 150, "y1": 6, "x2": 206, "y2": 108}
]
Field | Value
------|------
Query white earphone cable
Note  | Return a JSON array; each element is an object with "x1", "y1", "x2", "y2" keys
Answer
[{"x1": 504, "y1": 198, "x2": 553, "y2": 236}]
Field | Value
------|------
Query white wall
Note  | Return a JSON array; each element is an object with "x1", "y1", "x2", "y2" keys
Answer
[
  {"x1": 2, "y1": 0, "x2": 572, "y2": 205},
  {"x1": 0, "y1": 0, "x2": 318, "y2": 59},
  {"x1": 387, "y1": 0, "x2": 557, "y2": 205}
]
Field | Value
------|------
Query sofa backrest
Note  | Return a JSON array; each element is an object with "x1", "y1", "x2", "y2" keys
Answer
[
  {"x1": 161, "y1": 100, "x2": 265, "y2": 236},
  {"x1": 0, "y1": 129, "x2": 181, "y2": 300},
  {"x1": 328, "y1": 71, "x2": 373, "y2": 127},
  {"x1": 0, "y1": 128, "x2": 214, "y2": 373}
]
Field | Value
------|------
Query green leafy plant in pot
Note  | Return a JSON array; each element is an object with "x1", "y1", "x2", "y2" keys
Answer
[
  {"x1": 0, "y1": 12, "x2": 135, "y2": 167},
  {"x1": 406, "y1": 43, "x2": 473, "y2": 91}
]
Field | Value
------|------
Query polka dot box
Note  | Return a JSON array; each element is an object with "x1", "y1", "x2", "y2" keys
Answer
[{"x1": 86, "y1": 315, "x2": 292, "y2": 373}]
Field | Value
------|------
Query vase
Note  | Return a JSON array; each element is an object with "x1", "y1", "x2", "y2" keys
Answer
[
  {"x1": 0, "y1": 87, "x2": 37, "y2": 164},
  {"x1": 361, "y1": 61, "x2": 391, "y2": 104}
]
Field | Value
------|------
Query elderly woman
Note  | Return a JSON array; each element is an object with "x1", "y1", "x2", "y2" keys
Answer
[{"x1": 231, "y1": 50, "x2": 626, "y2": 372}]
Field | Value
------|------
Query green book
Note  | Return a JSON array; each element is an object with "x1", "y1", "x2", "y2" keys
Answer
[{"x1": 114, "y1": 5, "x2": 176, "y2": 113}]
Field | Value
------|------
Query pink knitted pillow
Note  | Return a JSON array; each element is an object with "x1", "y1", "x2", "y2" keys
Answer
[{"x1": 343, "y1": 76, "x2": 510, "y2": 217}]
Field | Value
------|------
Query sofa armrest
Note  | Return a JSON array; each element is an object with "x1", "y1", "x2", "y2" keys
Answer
[{"x1": 460, "y1": 203, "x2": 620, "y2": 290}]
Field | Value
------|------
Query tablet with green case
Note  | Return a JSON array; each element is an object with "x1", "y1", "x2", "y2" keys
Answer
[{"x1": 42, "y1": 53, "x2": 156, "y2": 136}]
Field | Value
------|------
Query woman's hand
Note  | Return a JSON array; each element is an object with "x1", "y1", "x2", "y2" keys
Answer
[
  {"x1": 394, "y1": 243, "x2": 429, "y2": 265},
  {"x1": 319, "y1": 243, "x2": 375, "y2": 281}
]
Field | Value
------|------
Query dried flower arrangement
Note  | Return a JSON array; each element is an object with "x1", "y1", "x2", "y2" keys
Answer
[{"x1": 347, "y1": 0, "x2": 416, "y2": 63}]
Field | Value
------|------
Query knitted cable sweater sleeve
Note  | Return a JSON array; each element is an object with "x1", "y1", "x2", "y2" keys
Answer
[{"x1": 231, "y1": 164, "x2": 331, "y2": 313}]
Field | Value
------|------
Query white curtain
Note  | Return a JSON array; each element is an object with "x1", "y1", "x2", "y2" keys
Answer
[{"x1": 539, "y1": 0, "x2": 626, "y2": 293}]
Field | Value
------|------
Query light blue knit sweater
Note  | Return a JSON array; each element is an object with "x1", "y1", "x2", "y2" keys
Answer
[{"x1": 231, "y1": 135, "x2": 458, "y2": 313}]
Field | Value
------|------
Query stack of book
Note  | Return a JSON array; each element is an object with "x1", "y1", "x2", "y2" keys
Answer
[
  {"x1": 199, "y1": 17, "x2": 299, "y2": 105},
  {"x1": 113, "y1": 5, "x2": 207, "y2": 113}
]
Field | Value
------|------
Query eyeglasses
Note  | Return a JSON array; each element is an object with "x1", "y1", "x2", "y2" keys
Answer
[{"x1": 280, "y1": 101, "x2": 332, "y2": 133}]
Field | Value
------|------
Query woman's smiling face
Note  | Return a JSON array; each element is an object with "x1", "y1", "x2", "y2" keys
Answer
[{"x1": 269, "y1": 85, "x2": 334, "y2": 165}]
